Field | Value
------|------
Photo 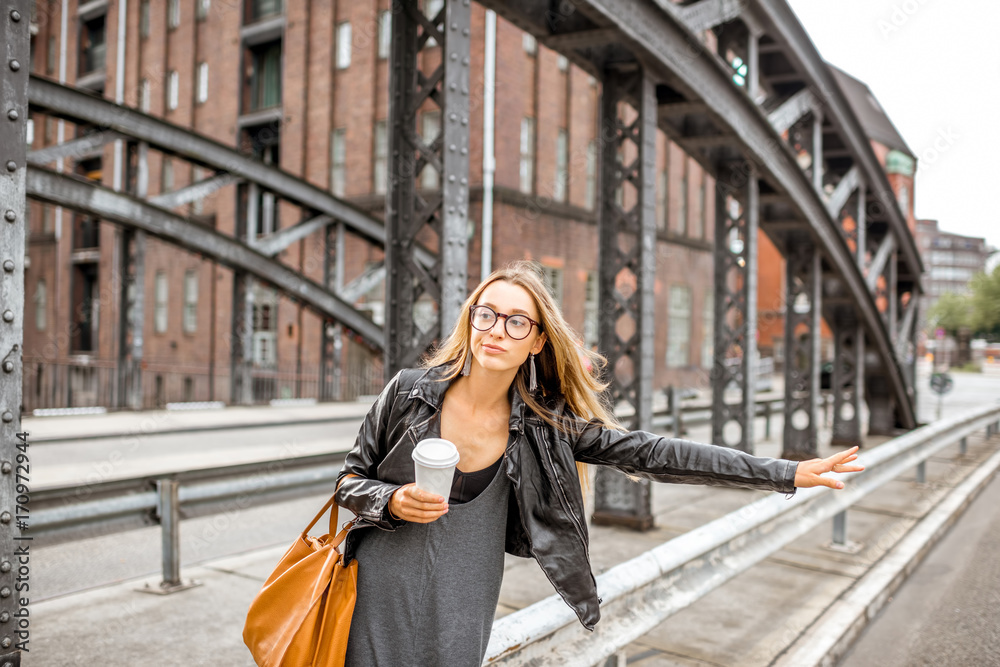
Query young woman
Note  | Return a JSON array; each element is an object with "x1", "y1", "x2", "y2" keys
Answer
[{"x1": 335, "y1": 261, "x2": 862, "y2": 666}]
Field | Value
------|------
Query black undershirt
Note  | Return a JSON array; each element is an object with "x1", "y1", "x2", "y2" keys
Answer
[{"x1": 426, "y1": 412, "x2": 506, "y2": 504}]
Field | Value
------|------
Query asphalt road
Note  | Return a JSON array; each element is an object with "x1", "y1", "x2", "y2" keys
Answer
[{"x1": 838, "y1": 468, "x2": 1000, "y2": 667}]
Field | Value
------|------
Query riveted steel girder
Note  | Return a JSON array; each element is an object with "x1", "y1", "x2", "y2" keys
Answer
[
  {"x1": 592, "y1": 70, "x2": 658, "y2": 531},
  {"x1": 831, "y1": 318, "x2": 864, "y2": 447},
  {"x1": 384, "y1": 0, "x2": 471, "y2": 378},
  {"x1": 26, "y1": 76, "x2": 423, "y2": 262},
  {"x1": 781, "y1": 246, "x2": 821, "y2": 460},
  {"x1": 26, "y1": 167, "x2": 384, "y2": 350},
  {"x1": 711, "y1": 164, "x2": 759, "y2": 454},
  {"x1": 0, "y1": 1, "x2": 29, "y2": 662},
  {"x1": 116, "y1": 142, "x2": 149, "y2": 410},
  {"x1": 564, "y1": 0, "x2": 915, "y2": 430}
]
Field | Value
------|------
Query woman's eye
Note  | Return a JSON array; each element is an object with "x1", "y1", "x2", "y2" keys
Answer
[{"x1": 509, "y1": 317, "x2": 528, "y2": 329}]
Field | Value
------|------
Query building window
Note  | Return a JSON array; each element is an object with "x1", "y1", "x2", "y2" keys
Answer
[
  {"x1": 168, "y1": 0, "x2": 180, "y2": 29},
  {"x1": 196, "y1": 62, "x2": 209, "y2": 104},
  {"x1": 161, "y1": 157, "x2": 174, "y2": 193},
  {"x1": 554, "y1": 129, "x2": 568, "y2": 202},
  {"x1": 373, "y1": 120, "x2": 388, "y2": 195},
  {"x1": 701, "y1": 292, "x2": 713, "y2": 370},
  {"x1": 584, "y1": 272, "x2": 598, "y2": 348},
  {"x1": 667, "y1": 285, "x2": 692, "y2": 367},
  {"x1": 34, "y1": 279, "x2": 47, "y2": 331},
  {"x1": 252, "y1": 289, "x2": 278, "y2": 366},
  {"x1": 246, "y1": 40, "x2": 282, "y2": 112},
  {"x1": 519, "y1": 117, "x2": 535, "y2": 194},
  {"x1": 197, "y1": 0, "x2": 210, "y2": 20},
  {"x1": 897, "y1": 184, "x2": 909, "y2": 218},
  {"x1": 183, "y1": 270, "x2": 198, "y2": 333},
  {"x1": 377, "y1": 11, "x2": 392, "y2": 59},
  {"x1": 246, "y1": 0, "x2": 282, "y2": 23},
  {"x1": 656, "y1": 165, "x2": 668, "y2": 230},
  {"x1": 139, "y1": 78, "x2": 150, "y2": 112},
  {"x1": 678, "y1": 159, "x2": 688, "y2": 235},
  {"x1": 154, "y1": 271, "x2": 168, "y2": 333},
  {"x1": 330, "y1": 128, "x2": 346, "y2": 197},
  {"x1": 140, "y1": 0, "x2": 150, "y2": 37},
  {"x1": 71, "y1": 264, "x2": 99, "y2": 352},
  {"x1": 79, "y1": 13, "x2": 107, "y2": 75},
  {"x1": 557, "y1": 55, "x2": 568, "y2": 71},
  {"x1": 541, "y1": 266, "x2": 563, "y2": 304},
  {"x1": 523, "y1": 33, "x2": 536, "y2": 55},
  {"x1": 167, "y1": 70, "x2": 179, "y2": 110},
  {"x1": 585, "y1": 140, "x2": 597, "y2": 210},
  {"x1": 336, "y1": 22, "x2": 352, "y2": 69},
  {"x1": 420, "y1": 111, "x2": 441, "y2": 190}
]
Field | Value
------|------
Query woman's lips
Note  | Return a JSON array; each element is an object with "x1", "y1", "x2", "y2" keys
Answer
[{"x1": 482, "y1": 344, "x2": 505, "y2": 354}]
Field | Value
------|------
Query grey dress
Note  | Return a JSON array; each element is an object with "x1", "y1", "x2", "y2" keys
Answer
[{"x1": 344, "y1": 434, "x2": 512, "y2": 667}]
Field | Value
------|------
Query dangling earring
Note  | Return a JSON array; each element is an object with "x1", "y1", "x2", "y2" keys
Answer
[
  {"x1": 528, "y1": 353, "x2": 537, "y2": 392},
  {"x1": 462, "y1": 349, "x2": 472, "y2": 376}
]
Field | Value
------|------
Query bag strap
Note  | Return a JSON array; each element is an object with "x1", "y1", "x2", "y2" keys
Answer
[{"x1": 301, "y1": 495, "x2": 357, "y2": 548}]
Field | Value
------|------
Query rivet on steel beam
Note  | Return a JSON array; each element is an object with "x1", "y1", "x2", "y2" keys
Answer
[
  {"x1": 0, "y1": 638, "x2": 9, "y2": 649},
  {"x1": 11, "y1": 9, "x2": 22, "y2": 21},
  {"x1": 0, "y1": 587, "x2": 9, "y2": 597},
  {"x1": 462, "y1": 57, "x2": 470, "y2": 66},
  {"x1": 8, "y1": 61, "x2": 19, "y2": 72},
  {"x1": 4, "y1": 162, "x2": 15, "y2": 173},
  {"x1": 0, "y1": 413, "x2": 11, "y2": 423},
  {"x1": 450, "y1": 22, "x2": 457, "y2": 30},
  {"x1": 1, "y1": 362, "x2": 10, "y2": 373},
  {"x1": 460, "y1": 148, "x2": 467, "y2": 155},
  {"x1": 463, "y1": 29, "x2": 470, "y2": 37},
  {"x1": 450, "y1": 53, "x2": 457, "y2": 61},
  {"x1": 0, "y1": 462, "x2": 8, "y2": 474},
  {"x1": 3, "y1": 211, "x2": 13, "y2": 223},
  {"x1": 0, "y1": 561, "x2": 8, "y2": 573},
  {"x1": 448, "y1": 144, "x2": 456, "y2": 152},
  {"x1": 449, "y1": 83, "x2": 456, "y2": 91},
  {"x1": 0, "y1": 611, "x2": 8, "y2": 622},
  {"x1": 0, "y1": 513, "x2": 9, "y2": 524},
  {"x1": 448, "y1": 175, "x2": 456, "y2": 183},
  {"x1": 461, "y1": 118, "x2": 468, "y2": 126},
  {"x1": 5, "y1": 110, "x2": 17, "y2": 122},
  {"x1": 1, "y1": 311, "x2": 11, "y2": 323},
  {"x1": 2, "y1": 261, "x2": 11, "y2": 273}
]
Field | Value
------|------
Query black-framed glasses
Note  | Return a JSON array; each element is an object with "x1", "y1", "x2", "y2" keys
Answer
[{"x1": 469, "y1": 305, "x2": 542, "y2": 340}]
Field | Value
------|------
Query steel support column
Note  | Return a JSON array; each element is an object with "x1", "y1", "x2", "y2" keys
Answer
[
  {"x1": 385, "y1": 0, "x2": 471, "y2": 378},
  {"x1": 711, "y1": 163, "x2": 759, "y2": 453},
  {"x1": 831, "y1": 318, "x2": 864, "y2": 447},
  {"x1": 231, "y1": 178, "x2": 257, "y2": 405},
  {"x1": 320, "y1": 223, "x2": 344, "y2": 401},
  {"x1": 0, "y1": 2, "x2": 29, "y2": 663},
  {"x1": 117, "y1": 142, "x2": 148, "y2": 409},
  {"x1": 592, "y1": 69, "x2": 657, "y2": 531},
  {"x1": 781, "y1": 244, "x2": 821, "y2": 459}
]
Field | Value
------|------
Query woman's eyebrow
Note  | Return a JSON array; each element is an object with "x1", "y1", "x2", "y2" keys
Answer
[{"x1": 481, "y1": 302, "x2": 531, "y2": 316}]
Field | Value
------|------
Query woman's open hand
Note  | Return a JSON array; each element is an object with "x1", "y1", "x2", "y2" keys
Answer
[
  {"x1": 389, "y1": 484, "x2": 449, "y2": 523},
  {"x1": 793, "y1": 446, "x2": 865, "y2": 489}
]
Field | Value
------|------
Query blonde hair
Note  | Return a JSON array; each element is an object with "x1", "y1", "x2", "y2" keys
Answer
[{"x1": 423, "y1": 260, "x2": 623, "y2": 440}]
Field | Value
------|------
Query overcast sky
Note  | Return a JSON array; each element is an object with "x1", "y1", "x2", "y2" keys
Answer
[{"x1": 784, "y1": 0, "x2": 999, "y2": 252}]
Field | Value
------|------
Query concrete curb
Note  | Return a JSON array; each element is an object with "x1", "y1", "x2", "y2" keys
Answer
[{"x1": 774, "y1": 444, "x2": 1000, "y2": 667}]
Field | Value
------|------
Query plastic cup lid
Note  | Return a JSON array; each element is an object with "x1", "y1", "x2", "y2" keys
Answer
[{"x1": 412, "y1": 438, "x2": 460, "y2": 468}]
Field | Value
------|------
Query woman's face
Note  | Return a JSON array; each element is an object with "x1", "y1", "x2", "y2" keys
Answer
[{"x1": 469, "y1": 280, "x2": 547, "y2": 375}]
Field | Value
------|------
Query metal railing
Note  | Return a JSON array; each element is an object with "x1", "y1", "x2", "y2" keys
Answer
[{"x1": 483, "y1": 404, "x2": 1000, "y2": 665}]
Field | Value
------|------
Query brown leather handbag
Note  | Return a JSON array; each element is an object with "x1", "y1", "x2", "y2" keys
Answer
[{"x1": 243, "y1": 495, "x2": 358, "y2": 667}]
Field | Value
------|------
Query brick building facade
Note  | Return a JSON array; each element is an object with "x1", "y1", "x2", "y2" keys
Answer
[{"x1": 23, "y1": 0, "x2": 718, "y2": 410}]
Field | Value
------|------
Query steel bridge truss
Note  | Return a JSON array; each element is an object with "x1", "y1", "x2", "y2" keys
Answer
[{"x1": 385, "y1": 0, "x2": 472, "y2": 376}]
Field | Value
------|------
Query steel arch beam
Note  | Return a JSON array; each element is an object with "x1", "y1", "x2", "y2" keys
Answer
[
  {"x1": 27, "y1": 76, "x2": 433, "y2": 268},
  {"x1": 562, "y1": 0, "x2": 916, "y2": 429},
  {"x1": 26, "y1": 167, "x2": 384, "y2": 351}
]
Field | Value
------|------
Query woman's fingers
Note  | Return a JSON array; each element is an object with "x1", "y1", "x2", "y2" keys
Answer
[{"x1": 392, "y1": 484, "x2": 449, "y2": 523}]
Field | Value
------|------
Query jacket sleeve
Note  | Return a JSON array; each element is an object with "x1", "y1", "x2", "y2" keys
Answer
[
  {"x1": 334, "y1": 370, "x2": 408, "y2": 530},
  {"x1": 572, "y1": 420, "x2": 798, "y2": 494}
]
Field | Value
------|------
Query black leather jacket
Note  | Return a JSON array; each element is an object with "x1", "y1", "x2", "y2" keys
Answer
[{"x1": 334, "y1": 365, "x2": 799, "y2": 630}]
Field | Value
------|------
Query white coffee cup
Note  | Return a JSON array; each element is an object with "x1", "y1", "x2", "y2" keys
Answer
[{"x1": 411, "y1": 438, "x2": 460, "y2": 501}]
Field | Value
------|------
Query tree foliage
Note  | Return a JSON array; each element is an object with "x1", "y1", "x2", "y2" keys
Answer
[{"x1": 927, "y1": 266, "x2": 1000, "y2": 338}]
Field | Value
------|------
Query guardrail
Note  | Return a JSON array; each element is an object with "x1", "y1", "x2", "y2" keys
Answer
[
  {"x1": 483, "y1": 404, "x2": 1000, "y2": 665},
  {"x1": 34, "y1": 452, "x2": 347, "y2": 591}
]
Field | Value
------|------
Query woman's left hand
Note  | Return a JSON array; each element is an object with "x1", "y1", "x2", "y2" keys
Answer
[{"x1": 793, "y1": 446, "x2": 865, "y2": 489}]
